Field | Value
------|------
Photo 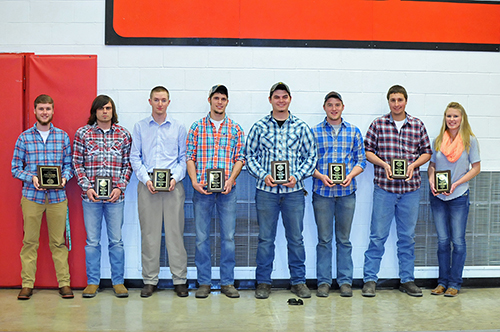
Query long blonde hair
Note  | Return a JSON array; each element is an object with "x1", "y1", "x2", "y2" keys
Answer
[{"x1": 434, "y1": 102, "x2": 475, "y2": 153}]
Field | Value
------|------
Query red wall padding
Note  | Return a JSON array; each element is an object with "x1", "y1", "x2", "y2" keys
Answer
[
  {"x1": 1, "y1": 54, "x2": 97, "y2": 288},
  {"x1": 0, "y1": 54, "x2": 27, "y2": 287}
]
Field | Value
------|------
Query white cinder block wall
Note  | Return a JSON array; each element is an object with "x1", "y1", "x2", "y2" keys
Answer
[{"x1": 2, "y1": 0, "x2": 500, "y2": 282}]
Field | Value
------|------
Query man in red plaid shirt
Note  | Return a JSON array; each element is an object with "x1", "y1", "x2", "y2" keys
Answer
[
  {"x1": 186, "y1": 85, "x2": 245, "y2": 299},
  {"x1": 73, "y1": 95, "x2": 133, "y2": 298},
  {"x1": 362, "y1": 85, "x2": 432, "y2": 298}
]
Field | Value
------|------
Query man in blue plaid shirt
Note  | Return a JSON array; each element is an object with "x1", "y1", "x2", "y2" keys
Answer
[
  {"x1": 311, "y1": 91, "x2": 366, "y2": 298},
  {"x1": 11, "y1": 94, "x2": 74, "y2": 300},
  {"x1": 245, "y1": 82, "x2": 317, "y2": 299}
]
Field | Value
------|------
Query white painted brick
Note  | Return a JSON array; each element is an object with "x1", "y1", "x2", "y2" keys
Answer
[
  {"x1": 465, "y1": 94, "x2": 495, "y2": 117},
  {"x1": 208, "y1": 46, "x2": 253, "y2": 68},
  {"x1": 163, "y1": 46, "x2": 209, "y2": 68},
  {"x1": 252, "y1": 48, "x2": 298, "y2": 69},
  {"x1": 0, "y1": 1, "x2": 30, "y2": 23},
  {"x1": 138, "y1": 68, "x2": 186, "y2": 93},
  {"x1": 50, "y1": 23, "x2": 102, "y2": 45},
  {"x1": 319, "y1": 70, "x2": 365, "y2": 93},
  {"x1": 424, "y1": 50, "x2": 472, "y2": 72},
  {"x1": 99, "y1": 67, "x2": 142, "y2": 90},
  {"x1": 186, "y1": 69, "x2": 235, "y2": 91},
  {"x1": 118, "y1": 47, "x2": 163, "y2": 67},
  {"x1": 73, "y1": 1, "x2": 104, "y2": 23},
  {"x1": 0, "y1": 22, "x2": 52, "y2": 45},
  {"x1": 229, "y1": 70, "x2": 276, "y2": 92},
  {"x1": 294, "y1": 48, "x2": 343, "y2": 70},
  {"x1": 29, "y1": 1, "x2": 76, "y2": 23}
]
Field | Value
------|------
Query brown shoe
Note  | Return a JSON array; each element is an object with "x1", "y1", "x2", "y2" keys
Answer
[
  {"x1": 431, "y1": 285, "x2": 446, "y2": 295},
  {"x1": 17, "y1": 287, "x2": 33, "y2": 300},
  {"x1": 195, "y1": 285, "x2": 211, "y2": 298},
  {"x1": 221, "y1": 285, "x2": 240, "y2": 298},
  {"x1": 59, "y1": 286, "x2": 74, "y2": 299},
  {"x1": 141, "y1": 284, "x2": 157, "y2": 298},
  {"x1": 174, "y1": 284, "x2": 189, "y2": 297},
  {"x1": 444, "y1": 287, "x2": 458, "y2": 297},
  {"x1": 113, "y1": 284, "x2": 129, "y2": 298},
  {"x1": 82, "y1": 284, "x2": 99, "y2": 298}
]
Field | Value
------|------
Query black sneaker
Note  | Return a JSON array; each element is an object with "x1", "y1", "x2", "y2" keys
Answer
[{"x1": 399, "y1": 281, "x2": 423, "y2": 297}]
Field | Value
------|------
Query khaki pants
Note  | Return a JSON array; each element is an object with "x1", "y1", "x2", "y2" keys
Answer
[
  {"x1": 137, "y1": 181, "x2": 187, "y2": 285},
  {"x1": 20, "y1": 196, "x2": 70, "y2": 288}
]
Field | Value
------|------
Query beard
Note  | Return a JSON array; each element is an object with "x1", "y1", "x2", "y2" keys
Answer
[{"x1": 36, "y1": 114, "x2": 53, "y2": 126}]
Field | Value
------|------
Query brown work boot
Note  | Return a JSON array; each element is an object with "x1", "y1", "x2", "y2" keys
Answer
[
  {"x1": 59, "y1": 286, "x2": 74, "y2": 299},
  {"x1": 113, "y1": 284, "x2": 129, "y2": 298},
  {"x1": 17, "y1": 287, "x2": 33, "y2": 300},
  {"x1": 444, "y1": 287, "x2": 458, "y2": 297},
  {"x1": 431, "y1": 285, "x2": 446, "y2": 295},
  {"x1": 82, "y1": 284, "x2": 99, "y2": 298},
  {"x1": 140, "y1": 284, "x2": 157, "y2": 298},
  {"x1": 195, "y1": 285, "x2": 211, "y2": 298},
  {"x1": 221, "y1": 285, "x2": 240, "y2": 298}
]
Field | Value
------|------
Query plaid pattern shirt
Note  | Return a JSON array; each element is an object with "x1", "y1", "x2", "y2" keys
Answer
[
  {"x1": 73, "y1": 123, "x2": 133, "y2": 203},
  {"x1": 186, "y1": 114, "x2": 245, "y2": 185},
  {"x1": 364, "y1": 112, "x2": 432, "y2": 194},
  {"x1": 312, "y1": 118, "x2": 366, "y2": 197},
  {"x1": 245, "y1": 112, "x2": 317, "y2": 194},
  {"x1": 11, "y1": 123, "x2": 73, "y2": 204}
]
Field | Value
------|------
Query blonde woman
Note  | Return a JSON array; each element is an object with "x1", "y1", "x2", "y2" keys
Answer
[{"x1": 428, "y1": 102, "x2": 480, "y2": 297}]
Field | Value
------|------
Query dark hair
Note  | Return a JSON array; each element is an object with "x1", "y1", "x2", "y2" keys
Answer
[
  {"x1": 150, "y1": 86, "x2": 170, "y2": 99},
  {"x1": 386, "y1": 85, "x2": 408, "y2": 101},
  {"x1": 34, "y1": 94, "x2": 54, "y2": 108},
  {"x1": 87, "y1": 95, "x2": 118, "y2": 125}
]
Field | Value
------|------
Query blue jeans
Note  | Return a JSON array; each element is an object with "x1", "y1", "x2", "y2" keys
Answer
[
  {"x1": 82, "y1": 200, "x2": 125, "y2": 285},
  {"x1": 430, "y1": 191, "x2": 470, "y2": 290},
  {"x1": 363, "y1": 185, "x2": 420, "y2": 283},
  {"x1": 255, "y1": 189, "x2": 306, "y2": 285},
  {"x1": 312, "y1": 192, "x2": 355, "y2": 286},
  {"x1": 193, "y1": 189, "x2": 237, "y2": 286}
]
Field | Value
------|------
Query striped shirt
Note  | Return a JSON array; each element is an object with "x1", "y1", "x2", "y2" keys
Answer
[
  {"x1": 312, "y1": 118, "x2": 366, "y2": 197},
  {"x1": 72, "y1": 123, "x2": 133, "y2": 203},
  {"x1": 364, "y1": 112, "x2": 432, "y2": 194},
  {"x1": 11, "y1": 123, "x2": 73, "y2": 204},
  {"x1": 245, "y1": 112, "x2": 317, "y2": 194},
  {"x1": 186, "y1": 114, "x2": 245, "y2": 185}
]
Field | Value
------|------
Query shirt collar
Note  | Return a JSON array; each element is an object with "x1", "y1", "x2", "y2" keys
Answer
[
  {"x1": 387, "y1": 112, "x2": 412, "y2": 126},
  {"x1": 32, "y1": 122, "x2": 54, "y2": 132},
  {"x1": 322, "y1": 117, "x2": 344, "y2": 129},
  {"x1": 90, "y1": 123, "x2": 116, "y2": 132},
  {"x1": 148, "y1": 114, "x2": 171, "y2": 126}
]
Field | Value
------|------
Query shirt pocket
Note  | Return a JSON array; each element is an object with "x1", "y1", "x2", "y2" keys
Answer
[
  {"x1": 400, "y1": 134, "x2": 419, "y2": 156},
  {"x1": 261, "y1": 134, "x2": 275, "y2": 150},
  {"x1": 286, "y1": 132, "x2": 301, "y2": 152},
  {"x1": 86, "y1": 141, "x2": 101, "y2": 159}
]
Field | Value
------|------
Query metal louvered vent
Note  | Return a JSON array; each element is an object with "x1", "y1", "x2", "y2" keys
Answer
[
  {"x1": 160, "y1": 170, "x2": 258, "y2": 268},
  {"x1": 415, "y1": 172, "x2": 500, "y2": 267}
]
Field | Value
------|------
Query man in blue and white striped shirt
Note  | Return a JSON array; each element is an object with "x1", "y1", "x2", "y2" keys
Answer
[
  {"x1": 311, "y1": 91, "x2": 366, "y2": 298},
  {"x1": 245, "y1": 82, "x2": 317, "y2": 299}
]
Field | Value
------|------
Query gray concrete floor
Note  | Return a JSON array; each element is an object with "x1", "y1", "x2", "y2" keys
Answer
[{"x1": 1, "y1": 287, "x2": 499, "y2": 331}]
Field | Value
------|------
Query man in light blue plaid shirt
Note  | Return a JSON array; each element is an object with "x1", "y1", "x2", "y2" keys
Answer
[
  {"x1": 311, "y1": 91, "x2": 366, "y2": 298},
  {"x1": 11, "y1": 94, "x2": 74, "y2": 300},
  {"x1": 245, "y1": 82, "x2": 317, "y2": 299}
]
